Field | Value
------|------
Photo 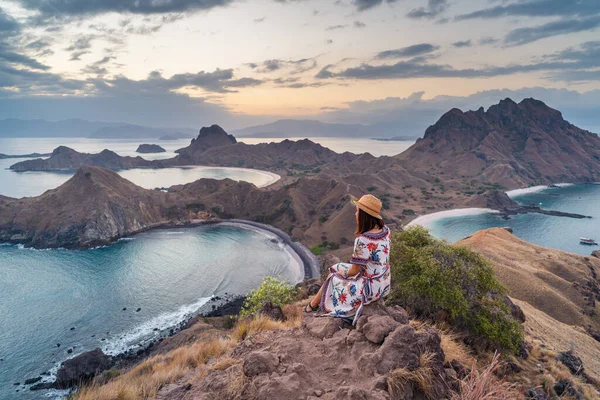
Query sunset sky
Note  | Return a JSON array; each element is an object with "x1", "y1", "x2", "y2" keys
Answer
[{"x1": 1, "y1": 0, "x2": 599, "y2": 130}]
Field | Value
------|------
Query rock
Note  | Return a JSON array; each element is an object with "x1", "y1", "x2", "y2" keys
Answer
[
  {"x1": 136, "y1": 144, "x2": 166, "y2": 154},
  {"x1": 67, "y1": 348, "x2": 73, "y2": 354},
  {"x1": 30, "y1": 382, "x2": 56, "y2": 391},
  {"x1": 556, "y1": 350, "x2": 585, "y2": 376},
  {"x1": 122, "y1": 307, "x2": 127, "y2": 311},
  {"x1": 450, "y1": 359, "x2": 469, "y2": 379},
  {"x1": 361, "y1": 315, "x2": 400, "y2": 344},
  {"x1": 55, "y1": 348, "x2": 112, "y2": 388},
  {"x1": 24, "y1": 377, "x2": 42, "y2": 385},
  {"x1": 136, "y1": 308, "x2": 141, "y2": 312},
  {"x1": 70, "y1": 327, "x2": 75, "y2": 331},
  {"x1": 56, "y1": 343, "x2": 60, "y2": 348},
  {"x1": 302, "y1": 314, "x2": 346, "y2": 339},
  {"x1": 592, "y1": 250, "x2": 600, "y2": 259},
  {"x1": 495, "y1": 361, "x2": 521, "y2": 377},
  {"x1": 295, "y1": 278, "x2": 322, "y2": 297},
  {"x1": 518, "y1": 341, "x2": 532, "y2": 359},
  {"x1": 243, "y1": 351, "x2": 279, "y2": 377},
  {"x1": 504, "y1": 296, "x2": 526, "y2": 322},
  {"x1": 527, "y1": 387, "x2": 548, "y2": 400},
  {"x1": 259, "y1": 302, "x2": 286, "y2": 321}
]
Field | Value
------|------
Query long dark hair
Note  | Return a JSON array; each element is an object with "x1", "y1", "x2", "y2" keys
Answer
[{"x1": 355, "y1": 208, "x2": 384, "y2": 235}]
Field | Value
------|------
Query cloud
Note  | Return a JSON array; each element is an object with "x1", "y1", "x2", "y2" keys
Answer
[
  {"x1": 353, "y1": 21, "x2": 366, "y2": 28},
  {"x1": 504, "y1": 16, "x2": 600, "y2": 46},
  {"x1": 254, "y1": 16, "x2": 265, "y2": 23},
  {"x1": 452, "y1": 40, "x2": 472, "y2": 47},
  {"x1": 352, "y1": 0, "x2": 399, "y2": 12},
  {"x1": 456, "y1": 0, "x2": 600, "y2": 21},
  {"x1": 65, "y1": 35, "x2": 95, "y2": 60},
  {"x1": 16, "y1": 0, "x2": 234, "y2": 18},
  {"x1": 0, "y1": 42, "x2": 51, "y2": 70},
  {"x1": 0, "y1": 7, "x2": 20, "y2": 34},
  {"x1": 479, "y1": 37, "x2": 498, "y2": 45},
  {"x1": 320, "y1": 87, "x2": 600, "y2": 135},
  {"x1": 406, "y1": 0, "x2": 448, "y2": 19},
  {"x1": 248, "y1": 58, "x2": 317, "y2": 74},
  {"x1": 326, "y1": 24, "x2": 347, "y2": 31},
  {"x1": 375, "y1": 43, "x2": 439, "y2": 60}
]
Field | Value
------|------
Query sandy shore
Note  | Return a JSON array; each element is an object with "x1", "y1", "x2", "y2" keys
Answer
[
  {"x1": 406, "y1": 208, "x2": 499, "y2": 228},
  {"x1": 178, "y1": 165, "x2": 281, "y2": 188},
  {"x1": 506, "y1": 183, "x2": 573, "y2": 198}
]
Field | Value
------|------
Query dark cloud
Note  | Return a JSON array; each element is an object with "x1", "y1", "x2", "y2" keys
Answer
[
  {"x1": 479, "y1": 37, "x2": 498, "y2": 45},
  {"x1": 0, "y1": 42, "x2": 50, "y2": 70},
  {"x1": 456, "y1": 0, "x2": 600, "y2": 21},
  {"x1": 65, "y1": 35, "x2": 95, "y2": 61},
  {"x1": 375, "y1": 43, "x2": 439, "y2": 60},
  {"x1": 0, "y1": 7, "x2": 20, "y2": 34},
  {"x1": 26, "y1": 39, "x2": 52, "y2": 50},
  {"x1": 504, "y1": 16, "x2": 600, "y2": 46},
  {"x1": 16, "y1": 0, "x2": 234, "y2": 17},
  {"x1": 82, "y1": 56, "x2": 115, "y2": 75},
  {"x1": 452, "y1": 40, "x2": 472, "y2": 48},
  {"x1": 353, "y1": 21, "x2": 366, "y2": 28},
  {"x1": 352, "y1": 0, "x2": 399, "y2": 12},
  {"x1": 406, "y1": 0, "x2": 448, "y2": 19}
]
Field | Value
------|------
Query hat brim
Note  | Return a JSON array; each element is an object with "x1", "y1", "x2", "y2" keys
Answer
[{"x1": 350, "y1": 196, "x2": 383, "y2": 220}]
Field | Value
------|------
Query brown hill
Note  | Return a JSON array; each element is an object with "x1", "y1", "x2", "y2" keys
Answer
[
  {"x1": 459, "y1": 228, "x2": 600, "y2": 330},
  {"x1": 398, "y1": 98, "x2": 600, "y2": 189},
  {"x1": 10, "y1": 146, "x2": 153, "y2": 171},
  {"x1": 174, "y1": 125, "x2": 237, "y2": 159},
  {"x1": 0, "y1": 166, "x2": 181, "y2": 248}
]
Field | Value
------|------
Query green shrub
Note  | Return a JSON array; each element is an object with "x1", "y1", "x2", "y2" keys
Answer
[
  {"x1": 311, "y1": 240, "x2": 339, "y2": 255},
  {"x1": 240, "y1": 277, "x2": 296, "y2": 317},
  {"x1": 367, "y1": 186, "x2": 376, "y2": 192},
  {"x1": 388, "y1": 226, "x2": 523, "y2": 353}
]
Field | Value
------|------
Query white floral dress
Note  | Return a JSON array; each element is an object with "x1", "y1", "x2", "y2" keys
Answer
[{"x1": 319, "y1": 226, "x2": 391, "y2": 324}]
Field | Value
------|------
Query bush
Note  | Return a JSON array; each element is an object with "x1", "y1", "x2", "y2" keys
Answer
[
  {"x1": 240, "y1": 277, "x2": 296, "y2": 317},
  {"x1": 388, "y1": 226, "x2": 523, "y2": 353}
]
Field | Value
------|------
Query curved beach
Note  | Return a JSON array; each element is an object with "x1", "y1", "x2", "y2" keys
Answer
[{"x1": 406, "y1": 208, "x2": 500, "y2": 228}]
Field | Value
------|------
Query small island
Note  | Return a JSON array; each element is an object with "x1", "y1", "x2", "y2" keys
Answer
[
  {"x1": 159, "y1": 133, "x2": 191, "y2": 141},
  {"x1": 136, "y1": 144, "x2": 166, "y2": 154}
]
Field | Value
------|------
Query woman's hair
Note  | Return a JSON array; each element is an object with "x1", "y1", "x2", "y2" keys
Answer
[{"x1": 355, "y1": 208, "x2": 385, "y2": 235}]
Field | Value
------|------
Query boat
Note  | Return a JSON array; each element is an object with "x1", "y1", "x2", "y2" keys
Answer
[{"x1": 580, "y1": 237, "x2": 598, "y2": 245}]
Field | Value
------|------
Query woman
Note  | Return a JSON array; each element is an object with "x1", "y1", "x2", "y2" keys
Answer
[{"x1": 305, "y1": 194, "x2": 391, "y2": 325}]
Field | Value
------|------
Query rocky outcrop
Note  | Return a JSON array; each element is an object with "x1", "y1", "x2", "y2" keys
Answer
[
  {"x1": 55, "y1": 348, "x2": 112, "y2": 389},
  {"x1": 398, "y1": 98, "x2": 600, "y2": 189},
  {"x1": 10, "y1": 146, "x2": 153, "y2": 171},
  {"x1": 175, "y1": 302, "x2": 449, "y2": 400},
  {"x1": 136, "y1": 144, "x2": 166, "y2": 153},
  {"x1": 174, "y1": 125, "x2": 237, "y2": 157}
]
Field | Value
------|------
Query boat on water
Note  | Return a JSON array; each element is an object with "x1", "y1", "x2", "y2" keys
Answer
[{"x1": 580, "y1": 237, "x2": 598, "y2": 245}]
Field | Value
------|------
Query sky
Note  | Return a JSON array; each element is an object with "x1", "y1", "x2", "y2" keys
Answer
[{"x1": 1, "y1": 0, "x2": 600, "y2": 132}]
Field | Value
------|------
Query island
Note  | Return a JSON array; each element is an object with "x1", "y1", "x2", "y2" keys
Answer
[
  {"x1": 136, "y1": 144, "x2": 166, "y2": 154},
  {"x1": 0, "y1": 152, "x2": 51, "y2": 159}
]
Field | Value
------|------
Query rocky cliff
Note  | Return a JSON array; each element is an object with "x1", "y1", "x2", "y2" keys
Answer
[
  {"x1": 397, "y1": 98, "x2": 600, "y2": 189},
  {"x1": 10, "y1": 146, "x2": 154, "y2": 171}
]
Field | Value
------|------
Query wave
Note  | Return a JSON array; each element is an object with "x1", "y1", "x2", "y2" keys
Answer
[
  {"x1": 101, "y1": 296, "x2": 212, "y2": 356},
  {"x1": 406, "y1": 208, "x2": 499, "y2": 228},
  {"x1": 506, "y1": 183, "x2": 574, "y2": 198}
]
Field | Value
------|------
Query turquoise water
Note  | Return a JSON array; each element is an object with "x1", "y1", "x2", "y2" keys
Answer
[
  {"x1": 426, "y1": 184, "x2": 600, "y2": 255},
  {"x1": 0, "y1": 138, "x2": 278, "y2": 198},
  {"x1": 0, "y1": 225, "x2": 302, "y2": 400}
]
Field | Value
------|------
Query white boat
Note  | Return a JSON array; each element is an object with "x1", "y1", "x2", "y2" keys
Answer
[{"x1": 580, "y1": 237, "x2": 598, "y2": 245}]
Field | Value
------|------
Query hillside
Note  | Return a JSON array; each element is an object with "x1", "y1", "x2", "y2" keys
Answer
[
  {"x1": 0, "y1": 167, "x2": 183, "y2": 248},
  {"x1": 397, "y1": 98, "x2": 600, "y2": 189},
  {"x1": 232, "y1": 119, "x2": 371, "y2": 138},
  {"x1": 459, "y1": 228, "x2": 600, "y2": 346},
  {"x1": 10, "y1": 146, "x2": 154, "y2": 171}
]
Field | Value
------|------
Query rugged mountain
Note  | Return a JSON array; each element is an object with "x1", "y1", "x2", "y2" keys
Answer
[
  {"x1": 0, "y1": 166, "x2": 184, "y2": 248},
  {"x1": 136, "y1": 144, "x2": 166, "y2": 153},
  {"x1": 10, "y1": 146, "x2": 154, "y2": 171},
  {"x1": 175, "y1": 125, "x2": 237, "y2": 156},
  {"x1": 397, "y1": 98, "x2": 600, "y2": 189}
]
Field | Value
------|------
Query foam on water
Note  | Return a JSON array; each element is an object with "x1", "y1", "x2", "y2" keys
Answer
[
  {"x1": 101, "y1": 296, "x2": 212, "y2": 356},
  {"x1": 506, "y1": 183, "x2": 574, "y2": 198}
]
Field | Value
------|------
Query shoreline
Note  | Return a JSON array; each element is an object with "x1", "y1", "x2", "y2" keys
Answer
[
  {"x1": 406, "y1": 208, "x2": 499, "y2": 228},
  {"x1": 506, "y1": 183, "x2": 574, "y2": 198}
]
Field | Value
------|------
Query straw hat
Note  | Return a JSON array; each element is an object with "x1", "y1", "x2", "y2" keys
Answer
[{"x1": 351, "y1": 194, "x2": 383, "y2": 219}]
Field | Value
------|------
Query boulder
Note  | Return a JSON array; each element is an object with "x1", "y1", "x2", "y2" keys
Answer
[
  {"x1": 556, "y1": 350, "x2": 585, "y2": 376},
  {"x1": 259, "y1": 302, "x2": 286, "y2": 321},
  {"x1": 243, "y1": 351, "x2": 279, "y2": 377},
  {"x1": 302, "y1": 314, "x2": 346, "y2": 339},
  {"x1": 592, "y1": 250, "x2": 600, "y2": 259},
  {"x1": 361, "y1": 315, "x2": 400, "y2": 344},
  {"x1": 504, "y1": 296, "x2": 526, "y2": 323},
  {"x1": 55, "y1": 348, "x2": 112, "y2": 388},
  {"x1": 295, "y1": 278, "x2": 322, "y2": 297}
]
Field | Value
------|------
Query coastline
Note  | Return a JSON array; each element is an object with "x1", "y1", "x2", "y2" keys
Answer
[
  {"x1": 406, "y1": 208, "x2": 500, "y2": 228},
  {"x1": 506, "y1": 183, "x2": 574, "y2": 198},
  {"x1": 176, "y1": 165, "x2": 281, "y2": 188}
]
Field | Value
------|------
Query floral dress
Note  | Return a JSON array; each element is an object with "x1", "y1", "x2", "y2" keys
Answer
[{"x1": 320, "y1": 226, "x2": 391, "y2": 324}]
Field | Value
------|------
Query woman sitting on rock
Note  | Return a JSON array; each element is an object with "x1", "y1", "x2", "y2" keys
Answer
[{"x1": 305, "y1": 194, "x2": 391, "y2": 324}]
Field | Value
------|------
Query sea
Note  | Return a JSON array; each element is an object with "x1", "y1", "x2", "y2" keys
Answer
[
  {"x1": 423, "y1": 184, "x2": 600, "y2": 256},
  {"x1": 0, "y1": 136, "x2": 414, "y2": 399}
]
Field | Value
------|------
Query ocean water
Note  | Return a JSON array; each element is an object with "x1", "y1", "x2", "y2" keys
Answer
[
  {"x1": 0, "y1": 137, "x2": 278, "y2": 198},
  {"x1": 426, "y1": 184, "x2": 600, "y2": 255},
  {"x1": 0, "y1": 224, "x2": 303, "y2": 400}
]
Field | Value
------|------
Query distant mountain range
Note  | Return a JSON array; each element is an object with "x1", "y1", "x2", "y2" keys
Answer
[
  {"x1": 0, "y1": 119, "x2": 195, "y2": 139},
  {"x1": 232, "y1": 119, "x2": 421, "y2": 139}
]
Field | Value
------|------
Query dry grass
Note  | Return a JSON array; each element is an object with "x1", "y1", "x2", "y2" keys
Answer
[
  {"x1": 212, "y1": 356, "x2": 239, "y2": 371},
  {"x1": 232, "y1": 303, "x2": 304, "y2": 342},
  {"x1": 75, "y1": 338, "x2": 234, "y2": 400},
  {"x1": 388, "y1": 352, "x2": 436, "y2": 398},
  {"x1": 451, "y1": 352, "x2": 524, "y2": 400},
  {"x1": 439, "y1": 330, "x2": 476, "y2": 367}
]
